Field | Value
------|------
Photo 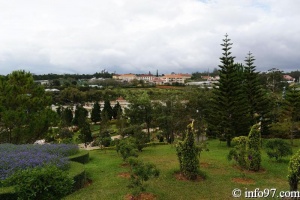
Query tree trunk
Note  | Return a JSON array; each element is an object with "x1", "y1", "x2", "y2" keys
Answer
[{"x1": 289, "y1": 175, "x2": 298, "y2": 191}]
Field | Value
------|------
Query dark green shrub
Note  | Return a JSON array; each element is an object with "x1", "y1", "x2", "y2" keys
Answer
[
  {"x1": 265, "y1": 138, "x2": 293, "y2": 161},
  {"x1": 288, "y1": 149, "x2": 300, "y2": 191},
  {"x1": 93, "y1": 135, "x2": 112, "y2": 147},
  {"x1": 127, "y1": 158, "x2": 160, "y2": 196},
  {"x1": 156, "y1": 131, "x2": 164, "y2": 142},
  {"x1": 3, "y1": 165, "x2": 74, "y2": 200},
  {"x1": 110, "y1": 138, "x2": 120, "y2": 147}
]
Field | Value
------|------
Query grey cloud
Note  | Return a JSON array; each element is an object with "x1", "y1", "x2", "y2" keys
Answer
[{"x1": 0, "y1": 0, "x2": 299, "y2": 75}]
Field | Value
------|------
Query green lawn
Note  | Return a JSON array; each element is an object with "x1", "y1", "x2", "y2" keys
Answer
[{"x1": 64, "y1": 139, "x2": 297, "y2": 200}]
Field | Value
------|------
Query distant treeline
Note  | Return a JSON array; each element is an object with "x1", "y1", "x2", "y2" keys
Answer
[{"x1": 33, "y1": 70, "x2": 113, "y2": 80}]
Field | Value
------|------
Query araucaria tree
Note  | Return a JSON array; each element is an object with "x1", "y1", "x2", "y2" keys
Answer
[
  {"x1": 210, "y1": 34, "x2": 249, "y2": 146},
  {"x1": 244, "y1": 52, "x2": 270, "y2": 132},
  {"x1": 176, "y1": 121, "x2": 201, "y2": 180}
]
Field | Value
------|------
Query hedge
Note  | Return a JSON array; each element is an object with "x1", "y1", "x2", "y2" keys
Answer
[
  {"x1": 0, "y1": 161, "x2": 86, "y2": 199},
  {"x1": 69, "y1": 150, "x2": 89, "y2": 164},
  {"x1": 68, "y1": 161, "x2": 86, "y2": 190}
]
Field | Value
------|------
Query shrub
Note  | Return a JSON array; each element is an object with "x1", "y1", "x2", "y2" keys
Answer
[
  {"x1": 127, "y1": 158, "x2": 160, "y2": 196},
  {"x1": 288, "y1": 149, "x2": 300, "y2": 191},
  {"x1": 227, "y1": 123, "x2": 262, "y2": 171},
  {"x1": 228, "y1": 136, "x2": 248, "y2": 169},
  {"x1": 265, "y1": 138, "x2": 293, "y2": 161},
  {"x1": 247, "y1": 124, "x2": 261, "y2": 171},
  {"x1": 116, "y1": 138, "x2": 138, "y2": 161},
  {"x1": 3, "y1": 165, "x2": 74, "y2": 200},
  {"x1": 176, "y1": 121, "x2": 201, "y2": 180}
]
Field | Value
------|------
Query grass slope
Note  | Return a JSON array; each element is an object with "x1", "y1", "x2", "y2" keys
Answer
[{"x1": 64, "y1": 139, "x2": 295, "y2": 200}]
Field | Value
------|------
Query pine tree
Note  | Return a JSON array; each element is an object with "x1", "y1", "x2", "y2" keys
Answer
[
  {"x1": 210, "y1": 34, "x2": 248, "y2": 146},
  {"x1": 91, "y1": 102, "x2": 101, "y2": 123},
  {"x1": 244, "y1": 52, "x2": 271, "y2": 135},
  {"x1": 283, "y1": 86, "x2": 300, "y2": 144}
]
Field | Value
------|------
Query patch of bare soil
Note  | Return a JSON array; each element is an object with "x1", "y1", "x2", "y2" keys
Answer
[
  {"x1": 232, "y1": 177, "x2": 255, "y2": 185},
  {"x1": 232, "y1": 165, "x2": 266, "y2": 173},
  {"x1": 121, "y1": 163, "x2": 130, "y2": 167},
  {"x1": 84, "y1": 178, "x2": 93, "y2": 187},
  {"x1": 118, "y1": 172, "x2": 131, "y2": 179},
  {"x1": 200, "y1": 162, "x2": 210, "y2": 168},
  {"x1": 124, "y1": 193, "x2": 157, "y2": 200},
  {"x1": 174, "y1": 172, "x2": 204, "y2": 182}
]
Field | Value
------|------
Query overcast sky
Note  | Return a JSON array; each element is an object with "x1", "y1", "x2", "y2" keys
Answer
[{"x1": 0, "y1": 0, "x2": 299, "y2": 75}]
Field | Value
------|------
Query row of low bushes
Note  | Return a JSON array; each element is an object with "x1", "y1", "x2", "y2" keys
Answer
[
  {"x1": 0, "y1": 150, "x2": 89, "y2": 200},
  {"x1": 92, "y1": 141, "x2": 169, "y2": 151}
]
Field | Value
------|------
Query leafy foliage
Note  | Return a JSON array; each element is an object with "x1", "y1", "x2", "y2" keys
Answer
[
  {"x1": 152, "y1": 94, "x2": 189, "y2": 143},
  {"x1": 228, "y1": 136, "x2": 248, "y2": 169},
  {"x1": 127, "y1": 158, "x2": 160, "y2": 196},
  {"x1": 124, "y1": 125, "x2": 148, "y2": 151},
  {"x1": 0, "y1": 70, "x2": 54, "y2": 144},
  {"x1": 125, "y1": 92, "x2": 153, "y2": 140},
  {"x1": 265, "y1": 138, "x2": 293, "y2": 161},
  {"x1": 288, "y1": 149, "x2": 300, "y2": 191},
  {"x1": 228, "y1": 123, "x2": 261, "y2": 171},
  {"x1": 116, "y1": 138, "x2": 138, "y2": 161},
  {"x1": 3, "y1": 165, "x2": 74, "y2": 200}
]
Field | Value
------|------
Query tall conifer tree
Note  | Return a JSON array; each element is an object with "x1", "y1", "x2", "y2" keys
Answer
[
  {"x1": 210, "y1": 34, "x2": 248, "y2": 146},
  {"x1": 91, "y1": 102, "x2": 101, "y2": 123}
]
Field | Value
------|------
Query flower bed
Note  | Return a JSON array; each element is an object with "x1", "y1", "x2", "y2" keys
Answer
[{"x1": 0, "y1": 143, "x2": 79, "y2": 180}]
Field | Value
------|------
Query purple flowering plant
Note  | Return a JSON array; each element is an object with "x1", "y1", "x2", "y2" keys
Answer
[{"x1": 0, "y1": 143, "x2": 79, "y2": 180}]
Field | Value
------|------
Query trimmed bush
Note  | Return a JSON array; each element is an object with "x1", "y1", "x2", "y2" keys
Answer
[
  {"x1": 0, "y1": 161, "x2": 86, "y2": 199},
  {"x1": 247, "y1": 124, "x2": 261, "y2": 171},
  {"x1": 176, "y1": 121, "x2": 201, "y2": 180},
  {"x1": 69, "y1": 150, "x2": 89, "y2": 164},
  {"x1": 68, "y1": 161, "x2": 86, "y2": 190},
  {"x1": 265, "y1": 138, "x2": 293, "y2": 161},
  {"x1": 0, "y1": 186, "x2": 16, "y2": 200},
  {"x1": 3, "y1": 165, "x2": 74, "y2": 200}
]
